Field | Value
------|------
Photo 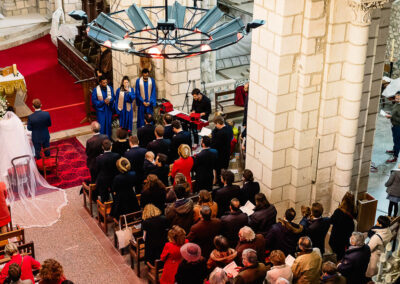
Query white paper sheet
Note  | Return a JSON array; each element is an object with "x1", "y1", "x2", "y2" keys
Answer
[
  {"x1": 168, "y1": 110, "x2": 183, "y2": 116},
  {"x1": 240, "y1": 201, "x2": 255, "y2": 216},
  {"x1": 223, "y1": 261, "x2": 239, "y2": 278},
  {"x1": 285, "y1": 254, "x2": 295, "y2": 267},
  {"x1": 380, "y1": 109, "x2": 389, "y2": 117},
  {"x1": 199, "y1": 127, "x2": 212, "y2": 136}
]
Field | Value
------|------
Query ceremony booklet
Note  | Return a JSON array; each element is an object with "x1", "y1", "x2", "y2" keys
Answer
[
  {"x1": 199, "y1": 127, "x2": 212, "y2": 136},
  {"x1": 223, "y1": 261, "x2": 239, "y2": 278},
  {"x1": 380, "y1": 109, "x2": 389, "y2": 117},
  {"x1": 285, "y1": 254, "x2": 295, "y2": 267},
  {"x1": 240, "y1": 201, "x2": 255, "y2": 216}
]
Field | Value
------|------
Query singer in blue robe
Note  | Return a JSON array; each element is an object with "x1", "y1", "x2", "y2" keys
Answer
[
  {"x1": 135, "y1": 68, "x2": 157, "y2": 128},
  {"x1": 115, "y1": 76, "x2": 135, "y2": 131},
  {"x1": 92, "y1": 78, "x2": 114, "y2": 138}
]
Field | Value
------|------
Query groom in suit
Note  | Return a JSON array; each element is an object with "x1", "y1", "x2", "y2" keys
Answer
[{"x1": 27, "y1": 99, "x2": 51, "y2": 159}]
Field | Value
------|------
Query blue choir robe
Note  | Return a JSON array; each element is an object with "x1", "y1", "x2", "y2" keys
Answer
[
  {"x1": 135, "y1": 77, "x2": 156, "y2": 128},
  {"x1": 115, "y1": 87, "x2": 135, "y2": 131},
  {"x1": 92, "y1": 85, "x2": 114, "y2": 138}
]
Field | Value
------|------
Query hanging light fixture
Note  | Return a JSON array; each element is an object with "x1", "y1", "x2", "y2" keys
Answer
[{"x1": 83, "y1": 0, "x2": 265, "y2": 59}]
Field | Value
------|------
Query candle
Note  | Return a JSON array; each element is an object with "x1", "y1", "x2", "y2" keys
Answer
[
  {"x1": 390, "y1": 39, "x2": 395, "y2": 62},
  {"x1": 12, "y1": 64, "x2": 17, "y2": 76}
]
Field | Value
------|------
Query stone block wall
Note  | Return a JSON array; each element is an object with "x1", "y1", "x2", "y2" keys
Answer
[{"x1": 1, "y1": 0, "x2": 38, "y2": 16}]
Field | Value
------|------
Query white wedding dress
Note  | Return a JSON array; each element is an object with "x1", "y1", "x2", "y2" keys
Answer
[{"x1": 0, "y1": 111, "x2": 68, "y2": 228}]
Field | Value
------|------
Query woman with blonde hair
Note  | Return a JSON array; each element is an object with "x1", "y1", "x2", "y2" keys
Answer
[
  {"x1": 171, "y1": 144, "x2": 193, "y2": 190},
  {"x1": 142, "y1": 204, "x2": 169, "y2": 265},
  {"x1": 266, "y1": 250, "x2": 293, "y2": 284},
  {"x1": 193, "y1": 190, "x2": 218, "y2": 223},
  {"x1": 140, "y1": 174, "x2": 167, "y2": 212},
  {"x1": 159, "y1": 226, "x2": 188, "y2": 284}
]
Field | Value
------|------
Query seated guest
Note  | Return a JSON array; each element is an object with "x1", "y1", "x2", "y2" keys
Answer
[
  {"x1": 171, "y1": 144, "x2": 193, "y2": 190},
  {"x1": 6, "y1": 263, "x2": 33, "y2": 284},
  {"x1": 337, "y1": 232, "x2": 371, "y2": 284},
  {"x1": 124, "y1": 135, "x2": 147, "y2": 193},
  {"x1": 235, "y1": 226, "x2": 266, "y2": 266},
  {"x1": 321, "y1": 261, "x2": 346, "y2": 284},
  {"x1": 221, "y1": 198, "x2": 248, "y2": 248},
  {"x1": 170, "y1": 120, "x2": 192, "y2": 163},
  {"x1": 232, "y1": 249, "x2": 267, "y2": 284},
  {"x1": 142, "y1": 204, "x2": 169, "y2": 265},
  {"x1": 85, "y1": 121, "x2": 107, "y2": 181},
  {"x1": 147, "y1": 125, "x2": 170, "y2": 157},
  {"x1": 163, "y1": 114, "x2": 174, "y2": 140},
  {"x1": 249, "y1": 193, "x2": 277, "y2": 237},
  {"x1": 193, "y1": 190, "x2": 218, "y2": 223},
  {"x1": 213, "y1": 170, "x2": 241, "y2": 217},
  {"x1": 187, "y1": 206, "x2": 222, "y2": 258},
  {"x1": 266, "y1": 250, "x2": 293, "y2": 284},
  {"x1": 94, "y1": 139, "x2": 120, "y2": 202},
  {"x1": 175, "y1": 243, "x2": 207, "y2": 284},
  {"x1": 153, "y1": 153, "x2": 170, "y2": 186},
  {"x1": 0, "y1": 243, "x2": 40, "y2": 284},
  {"x1": 140, "y1": 174, "x2": 167, "y2": 212},
  {"x1": 110, "y1": 158, "x2": 139, "y2": 219},
  {"x1": 38, "y1": 259, "x2": 67, "y2": 284},
  {"x1": 239, "y1": 169, "x2": 260, "y2": 205},
  {"x1": 166, "y1": 185, "x2": 194, "y2": 234},
  {"x1": 112, "y1": 128, "x2": 130, "y2": 156},
  {"x1": 211, "y1": 116, "x2": 232, "y2": 186},
  {"x1": 207, "y1": 235, "x2": 237, "y2": 270},
  {"x1": 304, "y1": 202, "x2": 330, "y2": 255},
  {"x1": 143, "y1": 151, "x2": 156, "y2": 179},
  {"x1": 137, "y1": 113, "x2": 155, "y2": 148},
  {"x1": 264, "y1": 208, "x2": 303, "y2": 257},
  {"x1": 160, "y1": 225, "x2": 188, "y2": 284},
  {"x1": 193, "y1": 136, "x2": 218, "y2": 192},
  {"x1": 291, "y1": 237, "x2": 322, "y2": 284},
  {"x1": 209, "y1": 268, "x2": 228, "y2": 284}
]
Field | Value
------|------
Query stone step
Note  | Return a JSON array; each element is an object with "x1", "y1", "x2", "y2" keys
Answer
[
  {"x1": 0, "y1": 13, "x2": 48, "y2": 29},
  {"x1": 0, "y1": 23, "x2": 51, "y2": 51},
  {"x1": 0, "y1": 22, "x2": 48, "y2": 41}
]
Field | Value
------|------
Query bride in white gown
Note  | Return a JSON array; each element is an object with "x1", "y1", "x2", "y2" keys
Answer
[{"x1": 0, "y1": 111, "x2": 67, "y2": 228}]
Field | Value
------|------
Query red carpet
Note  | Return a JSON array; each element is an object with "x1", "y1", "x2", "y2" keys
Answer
[
  {"x1": 44, "y1": 137, "x2": 90, "y2": 189},
  {"x1": 0, "y1": 35, "x2": 89, "y2": 132}
]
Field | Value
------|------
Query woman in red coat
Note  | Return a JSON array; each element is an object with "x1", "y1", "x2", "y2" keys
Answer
[
  {"x1": 160, "y1": 225, "x2": 188, "y2": 284},
  {"x1": 0, "y1": 182, "x2": 11, "y2": 233},
  {"x1": 171, "y1": 144, "x2": 193, "y2": 190}
]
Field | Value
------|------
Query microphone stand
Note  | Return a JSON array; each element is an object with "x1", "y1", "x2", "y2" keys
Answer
[{"x1": 182, "y1": 80, "x2": 192, "y2": 113}]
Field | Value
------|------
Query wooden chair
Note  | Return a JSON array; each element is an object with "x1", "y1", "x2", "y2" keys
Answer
[
  {"x1": 214, "y1": 89, "x2": 244, "y2": 119},
  {"x1": 113, "y1": 210, "x2": 143, "y2": 253},
  {"x1": 146, "y1": 260, "x2": 164, "y2": 284},
  {"x1": 0, "y1": 228, "x2": 25, "y2": 249},
  {"x1": 96, "y1": 200, "x2": 113, "y2": 234},
  {"x1": 36, "y1": 146, "x2": 59, "y2": 179},
  {"x1": 83, "y1": 183, "x2": 96, "y2": 217},
  {"x1": 7, "y1": 155, "x2": 31, "y2": 194},
  {"x1": 136, "y1": 194, "x2": 141, "y2": 207},
  {"x1": 129, "y1": 237, "x2": 145, "y2": 277}
]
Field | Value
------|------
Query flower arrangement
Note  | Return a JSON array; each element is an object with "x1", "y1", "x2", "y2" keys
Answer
[{"x1": 0, "y1": 94, "x2": 8, "y2": 119}]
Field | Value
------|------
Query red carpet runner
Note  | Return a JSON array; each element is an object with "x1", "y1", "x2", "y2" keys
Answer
[{"x1": 0, "y1": 35, "x2": 89, "y2": 132}]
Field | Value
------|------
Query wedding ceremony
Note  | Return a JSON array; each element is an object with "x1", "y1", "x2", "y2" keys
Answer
[{"x1": 1, "y1": 0, "x2": 400, "y2": 283}]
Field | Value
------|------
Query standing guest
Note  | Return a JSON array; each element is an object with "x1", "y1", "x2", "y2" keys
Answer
[
  {"x1": 174, "y1": 173, "x2": 191, "y2": 194},
  {"x1": 171, "y1": 144, "x2": 194, "y2": 189},
  {"x1": 239, "y1": 169, "x2": 260, "y2": 205},
  {"x1": 232, "y1": 249, "x2": 267, "y2": 284},
  {"x1": 94, "y1": 139, "x2": 120, "y2": 202},
  {"x1": 92, "y1": 76, "x2": 114, "y2": 138},
  {"x1": 38, "y1": 259, "x2": 67, "y2": 284},
  {"x1": 112, "y1": 128, "x2": 130, "y2": 156},
  {"x1": 135, "y1": 68, "x2": 157, "y2": 128},
  {"x1": 27, "y1": 99, "x2": 51, "y2": 159},
  {"x1": 140, "y1": 174, "x2": 167, "y2": 212},
  {"x1": 143, "y1": 151, "x2": 156, "y2": 180},
  {"x1": 175, "y1": 243, "x2": 207, "y2": 284},
  {"x1": 193, "y1": 190, "x2": 218, "y2": 223},
  {"x1": 85, "y1": 121, "x2": 107, "y2": 182},
  {"x1": 193, "y1": 136, "x2": 218, "y2": 192},
  {"x1": 299, "y1": 206, "x2": 311, "y2": 228},
  {"x1": 110, "y1": 158, "x2": 139, "y2": 219},
  {"x1": 163, "y1": 114, "x2": 174, "y2": 140},
  {"x1": 6, "y1": 263, "x2": 33, "y2": 284},
  {"x1": 266, "y1": 250, "x2": 293, "y2": 284},
  {"x1": 242, "y1": 83, "x2": 249, "y2": 126},
  {"x1": 137, "y1": 113, "x2": 156, "y2": 148},
  {"x1": 385, "y1": 164, "x2": 400, "y2": 216},
  {"x1": 249, "y1": 193, "x2": 277, "y2": 237},
  {"x1": 329, "y1": 192, "x2": 357, "y2": 261},
  {"x1": 115, "y1": 76, "x2": 135, "y2": 131},
  {"x1": 209, "y1": 268, "x2": 228, "y2": 284},
  {"x1": 0, "y1": 243, "x2": 40, "y2": 284},
  {"x1": 187, "y1": 206, "x2": 222, "y2": 258},
  {"x1": 170, "y1": 120, "x2": 192, "y2": 163},
  {"x1": 124, "y1": 135, "x2": 147, "y2": 193},
  {"x1": 0, "y1": 182, "x2": 11, "y2": 233},
  {"x1": 96, "y1": 46, "x2": 112, "y2": 83},
  {"x1": 147, "y1": 125, "x2": 171, "y2": 157},
  {"x1": 304, "y1": 202, "x2": 330, "y2": 255},
  {"x1": 235, "y1": 226, "x2": 266, "y2": 265},
  {"x1": 213, "y1": 170, "x2": 241, "y2": 217},
  {"x1": 211, "y1": 116, "x2": 232, "y2": 186},
  {"x1": 190, "y1": 88, "x2": 212, "y2": 148},
  {"x1": 152, "y1": 153, "x2": 169, "y2": 186},
  {"x1": 291, "y1": 237, "x2": 322, "y2": 284},
  {"x1": 337, "y1": 232, "x2": 371, "y2": 284},
  {"x1": 221, "y1": 198, "x2": 248, "y2": 248},
  {"x1": 385, "y1": 92, "x2": 400, "y2": 163},
  {"x1": 166, "y1": 185, "x2": 194, "y2": 234},
  {"x1": 207, "y1": 235, "x2": 237, "y2": 270},
  {"x1": 142, "y1": 204, "x2": 169, "y2": 265},
  {"x1": 320, "y1": 261, "x2": 346, "y2": 284},
  {"x1": 160, "y1": 226, "x2": 188, "y2": 284}
]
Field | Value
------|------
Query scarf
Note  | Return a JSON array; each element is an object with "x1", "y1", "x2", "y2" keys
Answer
[
  {"x1": 96, "y1": 85, "x2": 112, "y2": 102},
  {"x1": 118, "y1": 87, "x2": 132, "y2": 111},
  {"x1": 139, "y1": 77, "x2": 152, "y2": 101}
]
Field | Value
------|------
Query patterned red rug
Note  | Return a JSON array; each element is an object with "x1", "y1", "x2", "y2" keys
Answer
[{"x1": 44, "y1": 137, "x2": 89, "y2": 189}]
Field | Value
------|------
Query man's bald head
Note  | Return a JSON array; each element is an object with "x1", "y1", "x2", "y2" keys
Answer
[{"x1": 230, "y1": 198, "x2": 240, "y2": 212}]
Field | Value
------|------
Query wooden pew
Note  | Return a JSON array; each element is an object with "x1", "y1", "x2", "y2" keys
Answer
[
  {"x1": 146, "y1": 260, "x2": 164, "y2": 284},
  {"x1": 129, "y1": 237, "x2": 145, "y2": 277},
  {"x1": 83, "y1": 183, "x2": 96, "y2": 217},
  {"x1": 96, "y1": 200, "x2": 113, "y2": 234},
  {"x1": 0, "y1": 228, "x2": 25, "y2": 249},
  {"x1": 0, "y1": 241, "x2": 36, "y2": 265},
  {"x1": 113, "y1": 211, "x2": 143, "y2": 254}
]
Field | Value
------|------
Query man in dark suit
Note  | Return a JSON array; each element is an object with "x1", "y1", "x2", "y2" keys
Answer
[
  {"x1": 163, "y1": 113, "x2": 174, "y2": 140},
  {"x1": 221, "y1": 198, "x2": 248, "y2": 247},
  {"x1": 190, "y1": 88, "x2": 211, "y2": 148},
  {"x1": 152, "y1": 153, "x2": 169, "y2": 186},
  {"x1": 137, "y1": 113, "x2": 155, "y2": 148},
  {"x1": 170, "y1": 120, "x2": 192, "y2": 163},
  {"x1": 211, "y1": 116, "x2": 232, "y2": 186},
  {"x1": 193, "y1": 136, "x2": 217, "y2": 192},
  {"x1": 213, "y1": 170, "x2": 241, "y2": 217},
  {"x1": 85, "y1": 121, "x2": 108, "y2": 182},
  {"x1": 147, "y1": 125, "x2": 171, "y2": 157},
  {"x1": 304, "y1": 202, "x2": 330, "y2": 255},
  {"x1": 124, "y1": 135, "x2": 147, "y2": 193},
  {"x1": 27, "y1": 99, "x2": 51, "y2": 159},
  {"x1": 94, "y1": 139, "x2": 120, "y2": 202}
]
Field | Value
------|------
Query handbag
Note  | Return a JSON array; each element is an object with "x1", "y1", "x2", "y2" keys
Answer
[{"x1": 115, "y1": 214, "x2": 133, "y2": 249}]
